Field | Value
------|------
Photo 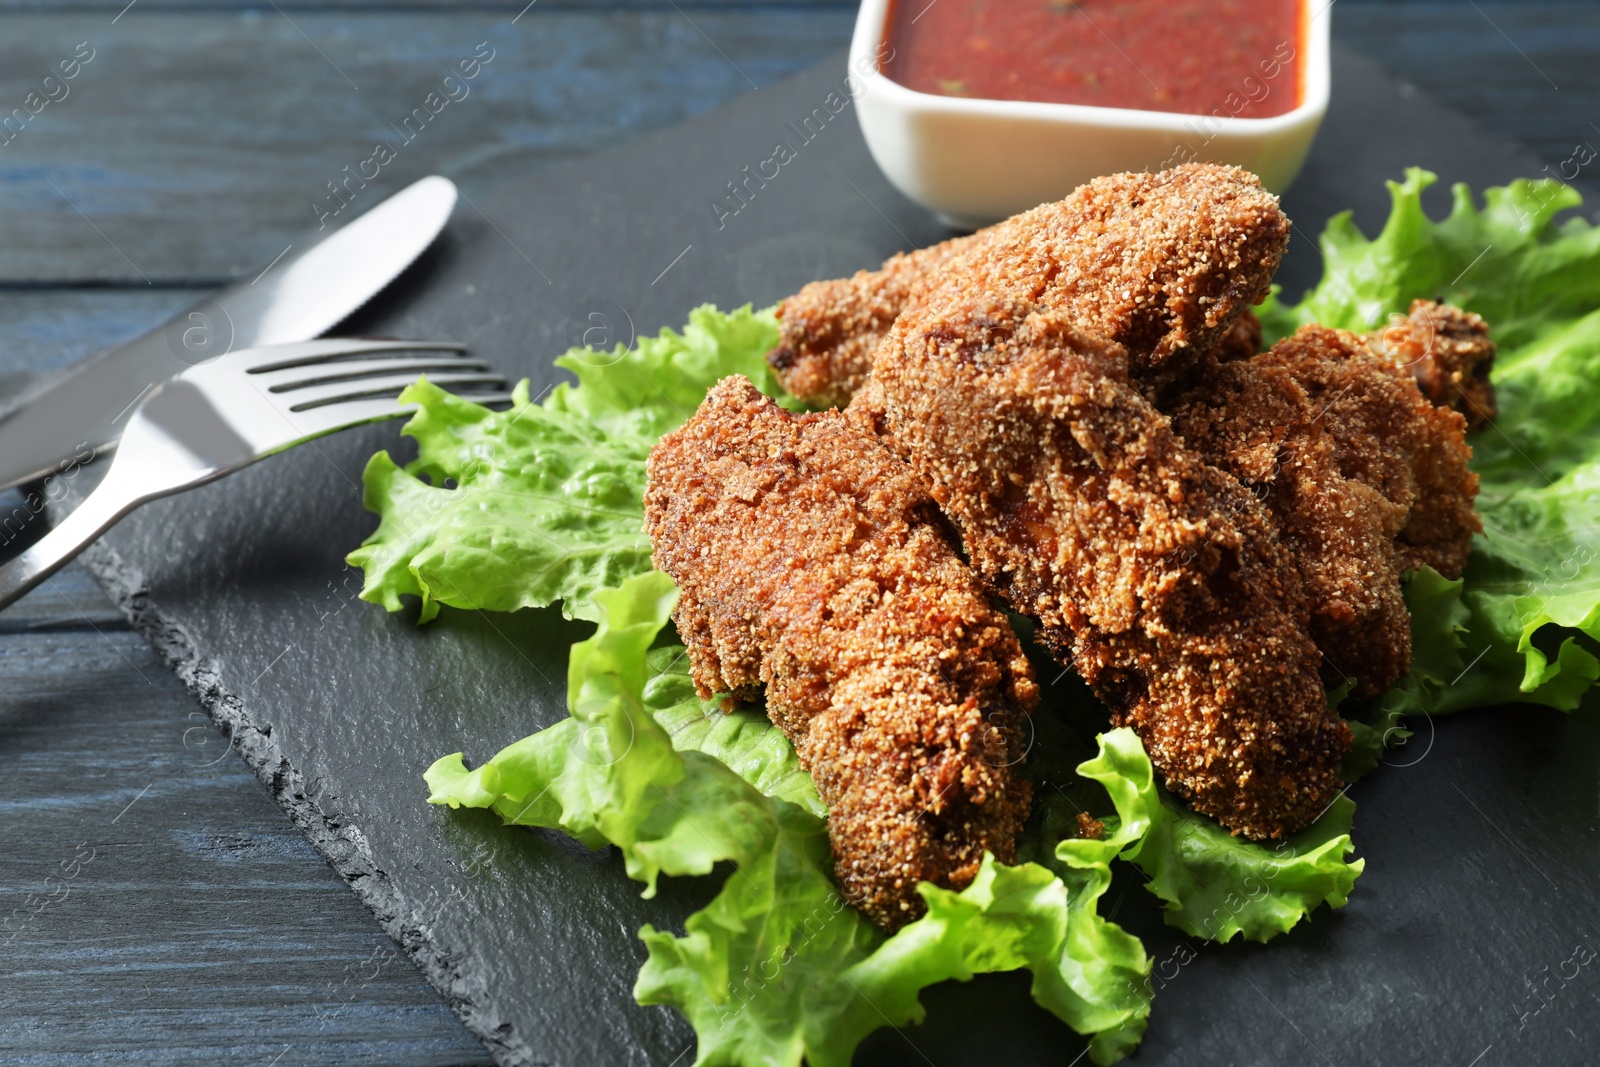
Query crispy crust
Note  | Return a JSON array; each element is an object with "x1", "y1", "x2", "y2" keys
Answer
[
  {"x1": 644, "y1": 377, "x2": 1037, "y2": 929},
  {"x1": 1172, "y1": 318, "x2": 1481, "y2": 697},
  {"x1": 748, "y1": 166, "x2": 1488, "y2": 846},
  {"x1": 1276, "y1": 322, "x2": 1482, "y2": 579},
  {"x1": 1172, "y1": 338, "x2": 1412, "y2": 697},
  {"x1": 768, "y1": 235, "x2": 978, "y2": 409},
  {"x1": 769, "y1": 164, "x2": 1289, "y2": 406},
  {"x1": 863, "y1": 296, "x2": 1348, "y2": 839},
  {"x1": 1367, "y1": 299, "x2": 1498, "y2": 430}
]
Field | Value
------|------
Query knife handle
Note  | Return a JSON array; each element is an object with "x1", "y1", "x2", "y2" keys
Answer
[{"x1": 0, "y1": 473, "x2": 145, "y2": 614}]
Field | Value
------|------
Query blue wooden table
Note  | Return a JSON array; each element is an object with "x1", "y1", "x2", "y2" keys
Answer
[{"x1": 1, "y1": 2, "x2": 1597, "y2": 1063}]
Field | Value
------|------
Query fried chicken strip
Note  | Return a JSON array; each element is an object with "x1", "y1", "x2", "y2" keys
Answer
[
  {"x1": 770, "y1": 164, "x2": 1290, "y2": 406},
  {"x1": 767, "y1": 234, "x2": 977, "y2": 409},
  {"x1": 1171, "y1": 312, "x2": 1483, "y2": 698},
  {"x1": 1276, "y1": 317, "x2": 1483, "y2": 578},
  {"x1": 644, "y1": 377, "x2": 1037, "y2": 929},
  {"x1": 864, "y1": 295, "x2": 1347, "y2": 840},
  {"x1": 1172, "y1": 346, "x2": 1413, "y2": 699},
  {"x1": 1368, "y1": 299, "x2": 1498, "y2": 429}
]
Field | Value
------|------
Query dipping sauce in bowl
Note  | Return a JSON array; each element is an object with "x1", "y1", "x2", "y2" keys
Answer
[
  {"x1": 884, "y1": 0, "x2": 1303, "y2": 118},
  {"x1": 850, "y1": 0, "x2": 1330, "y2": 226}
]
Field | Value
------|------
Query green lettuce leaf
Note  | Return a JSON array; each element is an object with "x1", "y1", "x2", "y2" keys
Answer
[
  {"x1": 428, "y1": 571, "x2": 1151, "y2": 1065},
  {"x1": 388, "y1": 170, "x2": 1600, "y2": 1063},
  {"x1": 426, "y1": 571, "x2": 790, "y2": 893},
  {"x1": 1258, "y1": 167, "x2": 1600, "y2": 346},
  {"x1": 832, "y1": 847, "x2": 1152, "y2": 1067},
  {"x1": 1264, "y1": 169, "x2": 1600, "y2": 714},
  {"x1": 1073, "y1": 729, "x2": 1363, "y2": 945},
  {"x1": 640, "y1": 845, "x2": 1150, "y2": 1067},
  {"x1": 348, "y1": 305, "x2": 784, "y2": 623},
  {"x1": 642, "y1": 644, "x2": 826, "y2": 819}
]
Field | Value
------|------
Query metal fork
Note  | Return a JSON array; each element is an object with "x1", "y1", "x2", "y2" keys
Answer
[{"x1": 0, "y1": 338, "x2": 506, "y2": 613}]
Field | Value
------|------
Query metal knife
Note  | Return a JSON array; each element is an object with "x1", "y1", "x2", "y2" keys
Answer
[{"x1": 0, "y1": 174, "x2": 459, "y2": 492}]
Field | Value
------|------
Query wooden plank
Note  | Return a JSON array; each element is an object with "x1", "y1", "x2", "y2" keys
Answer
[
  {"x1": 0, "y1": 580, "x2": 492, "y2": 1066},
  {"x1": 0, "y1": 0, "x2": 853, "y2": 8},
  {"x1": 0, "y1": 5, "x2": 1594, "y2": 286},
  {"x1": 0, "y1": 561, "x2": 126, "y2": 631},
  {"x1": 0, "y1": 287, "x2": 208, "y2": 377},
  {"x1": 0, "y1": 9, "x2": 854, "y2": 284}
]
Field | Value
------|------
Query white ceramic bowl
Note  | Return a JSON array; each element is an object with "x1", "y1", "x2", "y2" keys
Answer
[{"x1": 849, "y1": 0, "x2": 1331, "y2": 228}]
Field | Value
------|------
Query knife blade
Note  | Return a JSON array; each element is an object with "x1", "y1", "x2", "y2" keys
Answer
[{"x1": 0, "y1": 174, "x2": 459, "y2": 492}]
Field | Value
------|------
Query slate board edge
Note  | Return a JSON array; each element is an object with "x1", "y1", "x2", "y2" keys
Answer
[
  {"x1": 76, "y1": 538, "x2": 519, "y2": 1065},
  {"x1": 55, "y1": 50, "x2": 938, "y2": 1067},
  {"x1": 60, "y1": 52, "x2": 889, "y2": 1067},
  {"x1": 59, "y1": 49, "x2": 924, "y2": 1067}
]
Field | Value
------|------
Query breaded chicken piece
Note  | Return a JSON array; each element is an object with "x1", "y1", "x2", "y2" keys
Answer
[
  {"x1": 862, "y1": 295, "x2": 1348, "y2": 840},
  {"x1": 1368, "y1": 299, "x2": 1498, "y2": 429},
  {"x1": 768, "y1": 234, "x2": 977, "y2": 409},
  {"x1": 1171, "y1": 346, "x2": 1412, "y2": 697},
  {"x1": 644, "y1": 377, "x2": 1037, "y2": 929},
  {"x1": 769, "y1": 164, "x2": 1289, "y2": 406},
  {"x1": 1172, "y1": 317, "x2": 1482, "y2": 697},
  {"x1": 1276, "y1": 321, "x2": 1482, "y2": 578}
]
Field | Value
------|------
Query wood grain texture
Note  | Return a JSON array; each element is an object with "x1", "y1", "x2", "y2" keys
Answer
[
  {"x1": 0, "y1": 4, "x2": 1597, "y2": 1065},
  {"x1": 0, "y1": 562, "x2": 123, "y2": 630},
  {"x1": 0, "y1": 1, "x2": 853, "y2": 9},
  {"x1": 0, "y1": 564, "x2": 492, "y2": 1066},
  {"x1": 0, "y1": 8, "x2": 854, "y2": 284},
  {"x1": 0, "y1": 289, "x2": 209, "y2": 377},
  {"x1": 0, "y1": 5, "x2": 1593, "y2": 284}
]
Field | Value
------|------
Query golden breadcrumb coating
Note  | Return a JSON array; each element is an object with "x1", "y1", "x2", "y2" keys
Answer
[
  {"x1": 769, "y1": 164, "x2": 1289, "y2": 406},
  {"x1": 1277, "y1": 322, "x2": 1482, "y2": 579},
  {"x1": 1173, "y1": 316, "x2": 1481, "y2": 697},
  {"x1": 1367, "y1": 299, "x2": 1498, "y2": 429},
  {"x1": 754, "y1": 165, "x2": 1484, "y2": 845},
  {"x1": 644, "y1": 377, "x2": 1037, "y2": 929},
  {"x1": 768, "y1": 234, "x2": 977, "y2": 409},
  {"x1": 862, "y1": 295, "x2": 1347, "y2": 840},
  {"x1": 1172, "y1": 344, "x2": 1412, "y2": 697}
]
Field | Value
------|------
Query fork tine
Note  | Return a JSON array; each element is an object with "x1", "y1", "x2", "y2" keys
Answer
[
  {"x1": 240, "y1": 338, "x2": 468, "y2": 374},
  {"x1": 278, "y1": 389, "x2": 518, "y2": 439},
  {"x1": 255, "y1": 356, "x2": 492, "y2": 393},
  {"x1": 274, "y1": 371, "x2": 506, "y2": 412},
  {"x1": 276, "y1": 396, "x2": 420, "y2": 440}
]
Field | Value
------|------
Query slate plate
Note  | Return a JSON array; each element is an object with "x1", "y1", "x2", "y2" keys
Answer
[{"x1": 70, "y1": 44, "x2": 1600, "y2": 1067}]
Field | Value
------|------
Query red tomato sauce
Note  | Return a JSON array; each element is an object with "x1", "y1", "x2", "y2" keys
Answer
[{"x1": 882, "y1": 0, "x2": 1304, "y2": 119}]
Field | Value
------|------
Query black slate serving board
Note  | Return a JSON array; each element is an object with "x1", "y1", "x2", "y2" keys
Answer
[{"x1": 72, "y1": 44, "x2": 1600, "y2": 1067}]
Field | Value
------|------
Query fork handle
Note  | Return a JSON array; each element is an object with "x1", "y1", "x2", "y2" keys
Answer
[{"x1": 0, "y1": 476, "x2": 146, "y2": 613}]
